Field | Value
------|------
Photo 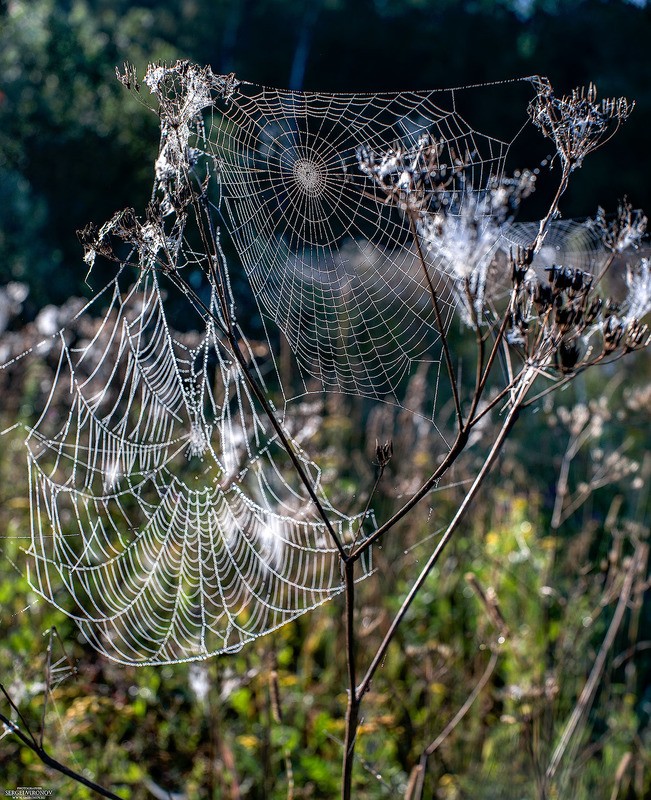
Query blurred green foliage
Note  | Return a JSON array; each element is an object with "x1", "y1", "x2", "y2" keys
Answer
[{"x1": 1, "y1": 355, "x2": 649, "y2": 796}]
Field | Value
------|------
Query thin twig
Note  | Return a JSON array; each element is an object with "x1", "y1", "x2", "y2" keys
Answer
[
  {"x1": 409, "y1": 648, "x2": 500, "y2": 800},
  {"x1": 609, "y1": 752, "x2": 633, "y2": 800},
  {"x1": 465, "y1": 277, "x2": 487, "y2": 422},
  {"x1": 409, "y1": 586, "x2": 506, "y2": 800},
  {"x1": 425, "y1": 649, "x2": 499, "y2": 759},
  {"x1": 356, "y1": 390, "x2": 525, "y2": 701},
  {"x1": 612, "y1": 641, "x2": 651, "y2": 670},
  {"x1": 545, "y1": 542, "x2": 647, "y2": 786},
  {"x1": 162, "y1": 266, "x2": 348, "y2": 562},
  {"x1": 471, "y1": 287, "x2": 518, "y2": 417},
  {"x1": 520, "y1": 351, "x2": 616, "y2": 408},
  {"x1": 269, "y1": 668, "x2": 294, "y2": 800},
  {"x1": 351, "y1": 461, "x2": 385, "y2": 549},
  {"x1": 407, "y1": 210, "x2": 464, "y2": 432},
  {"x1": 592, "y1": 250, "x2": 616, "y2": 292},
  {"x1": 0, "y1": 705, "x2": 124, "y2": 800},
  {"x1": 350, "y1": 428, "x2": 468, "y2": 561},
  {"x1": 0, "y1": 684, "x2": 38, "y2": 749}
]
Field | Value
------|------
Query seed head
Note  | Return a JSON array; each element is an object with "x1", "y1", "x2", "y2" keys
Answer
[
  {"x1": 375, "y1": 439, "x2": 394, "y2": 468},
  {"x1": 528, "y1": 77, "x2": 634, "y2": 171},
  {"x1": 594, "y1": 199, "x2": 647, "y2": 253}
]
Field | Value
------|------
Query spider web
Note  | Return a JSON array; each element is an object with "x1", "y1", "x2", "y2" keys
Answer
[
  {"x1": 3, "y1": 63, "x2": 610, "y2": 667},
  {"x1": 198, "y1": 74, "x2": 530, "y2": 409},
  {"x1": 20, "y1": 272, "x2": 371, "y2": 665},
  {"x1": 505, "y1": 218, "x2": 606, "y2": 270}
]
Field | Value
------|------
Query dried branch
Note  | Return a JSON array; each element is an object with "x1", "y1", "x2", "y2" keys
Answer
[
  {"x1": 0, "y1": 696, "x2": 124, "y2": 800},
  {"x1": 545, "y1": 541, "x2": 648, "y2": 788}
]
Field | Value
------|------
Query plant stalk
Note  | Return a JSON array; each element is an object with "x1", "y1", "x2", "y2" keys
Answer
[
  {"x1": 356, "y1": 389, "x2": 525, "y2": 701},
  {"x1": 0, "y1": 705, "x2": 123, "y2": 800},
  {"x1": 342, "y1": 559, "x2": 360, "y2": 800}
]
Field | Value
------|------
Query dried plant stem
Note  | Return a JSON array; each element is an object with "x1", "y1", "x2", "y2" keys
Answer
[
  {"x1": 350, "y1": 428, "x2": 468, "y2": 561},
  {"x1": 609, "y1": 752, "x2": 633, "y2": 800},
  {"x1": 227, "y1": 333, "x2": 346, "y2": 561},
  {"x1": 194, "y1": 197, "x2": 348, "y2": 560},
  {"x1": 407, "y1": 210, "x2": 464, "y2": 431},
  {"x1": 425, "y1": 648, "x2": 499, "y2": 758},
  {"x1": 532, "y1": 165, "x2": 571, "y2": 252},
  {"x1": 357, "y1": 369, "x2": 536, "y2": 698},
  {"x1": 467, "y1": 288, "x2": 518, "y2": 422},
  {"x1": 557, "y1": 440, "x2": 635, "y2": 525},
  {"x1": 356, "y1": 390, "x2": 525, "y2": 703},
  {"x1": 269, "y1": 667, "x2": 294, "y2": 800},
  {"x1": 0, "y1": 701, "x2": 123, "y2": 800},
  {"x1": 612, "y1": 641, "x2": 651, "y2": 670},
  {"x1": 163, "y1": 263, "x2": 349, "y2": 562},
  {"x1": 351, "y1": 463, "x2": 385, "y2": 548},
  {"x1": 545, "y1": 541, "x2": 647, "y2": 787},
  {"x1": 594, "y1": 251, "x2": 616, "y2": 290},
  {"x1": 404, "y1": 764, "x2": 426, "y2": 800},
  {"x1": 551, "y1": 419, "x2": 592, "y2": 530},
  {"x1": 0, "y1": 684, "x2": 38, "y2": 749},
  {"x1": 339, "y1": 397, "x2": 523, "y2": 796},
  {"x1": 470, "y1": 293, "x2": 486, "y2": 405},
  {"x1": 409, "y1": 648, "x2": 500, "y2": 800},
  {"x1": 342, "y1": 559, "x2": 359, "y2": 800}
]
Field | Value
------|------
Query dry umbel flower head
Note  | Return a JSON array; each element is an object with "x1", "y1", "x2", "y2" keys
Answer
[{"x1": 528, "y1": 77, "x2": 634, "y2": 171}]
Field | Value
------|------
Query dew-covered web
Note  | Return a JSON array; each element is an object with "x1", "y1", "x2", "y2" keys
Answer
[
  {"x1": 199, "y1": 75, "x2": 530, "y2": 411},
  {"x1": 12, "y1": 271, "x2": 371, "y2": 666},
  {"x1": 3, "y1": 62, "x2": 609, "y2": 667},
  {"x1": 505, "y1": 218, "x2": 607, "y2": 271}
]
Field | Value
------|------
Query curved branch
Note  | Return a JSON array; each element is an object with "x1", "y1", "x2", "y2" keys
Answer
[{"x1": 0, "y1": 704, "x2": 124, "y2": 800}]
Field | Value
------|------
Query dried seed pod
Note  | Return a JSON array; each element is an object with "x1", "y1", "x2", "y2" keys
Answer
[
  {"x1": 375, "y1": 439, "x2": 394, "y2": 468},
  {"x1": 115, "y1": 62, "x2": 140, "y2": 92},
  {"x1": 604, "y1": 298, "x2": 621, "y2": 317},
  {"x1": 546, "y1": 265, "x2": 590, "y2": 295},
  {"x1": 571, "y1": 269, "x2": 591, "y2": 294},
  {"x1": 506, "y1": 308, "x2": 529, "y2": 347},
  {"x1": 623, "y1": 320, "x2": 650, "y2": 351},
  {"x1": 529, "y1": 78, "x2": 634, "y2": 170},
  {"x1": 585, "y1": 297, "x2": 603, "y2": 325},
  {"x1": 555, "y1": 304, "x2": 577, "y2": 333},
  {"x1": 558, "y1": 339, "x2": 581, "y2": 373},
  {"x1": 511, "y1": 246, "x2": 532, "y2": 287},
  {"x1": 533, "y1": 281, "x2": 553, "y2": 313},
  {"x1": 603, "y1": 315, "x2": 625, "y2": 352},
  {"x1": 594, "y1": 198, "x2": 647, "y2": 253}
]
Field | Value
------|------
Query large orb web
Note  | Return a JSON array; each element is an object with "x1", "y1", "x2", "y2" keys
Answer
[{"x1": 204, "y1": 84, "x2": 519, "y2": 404}]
